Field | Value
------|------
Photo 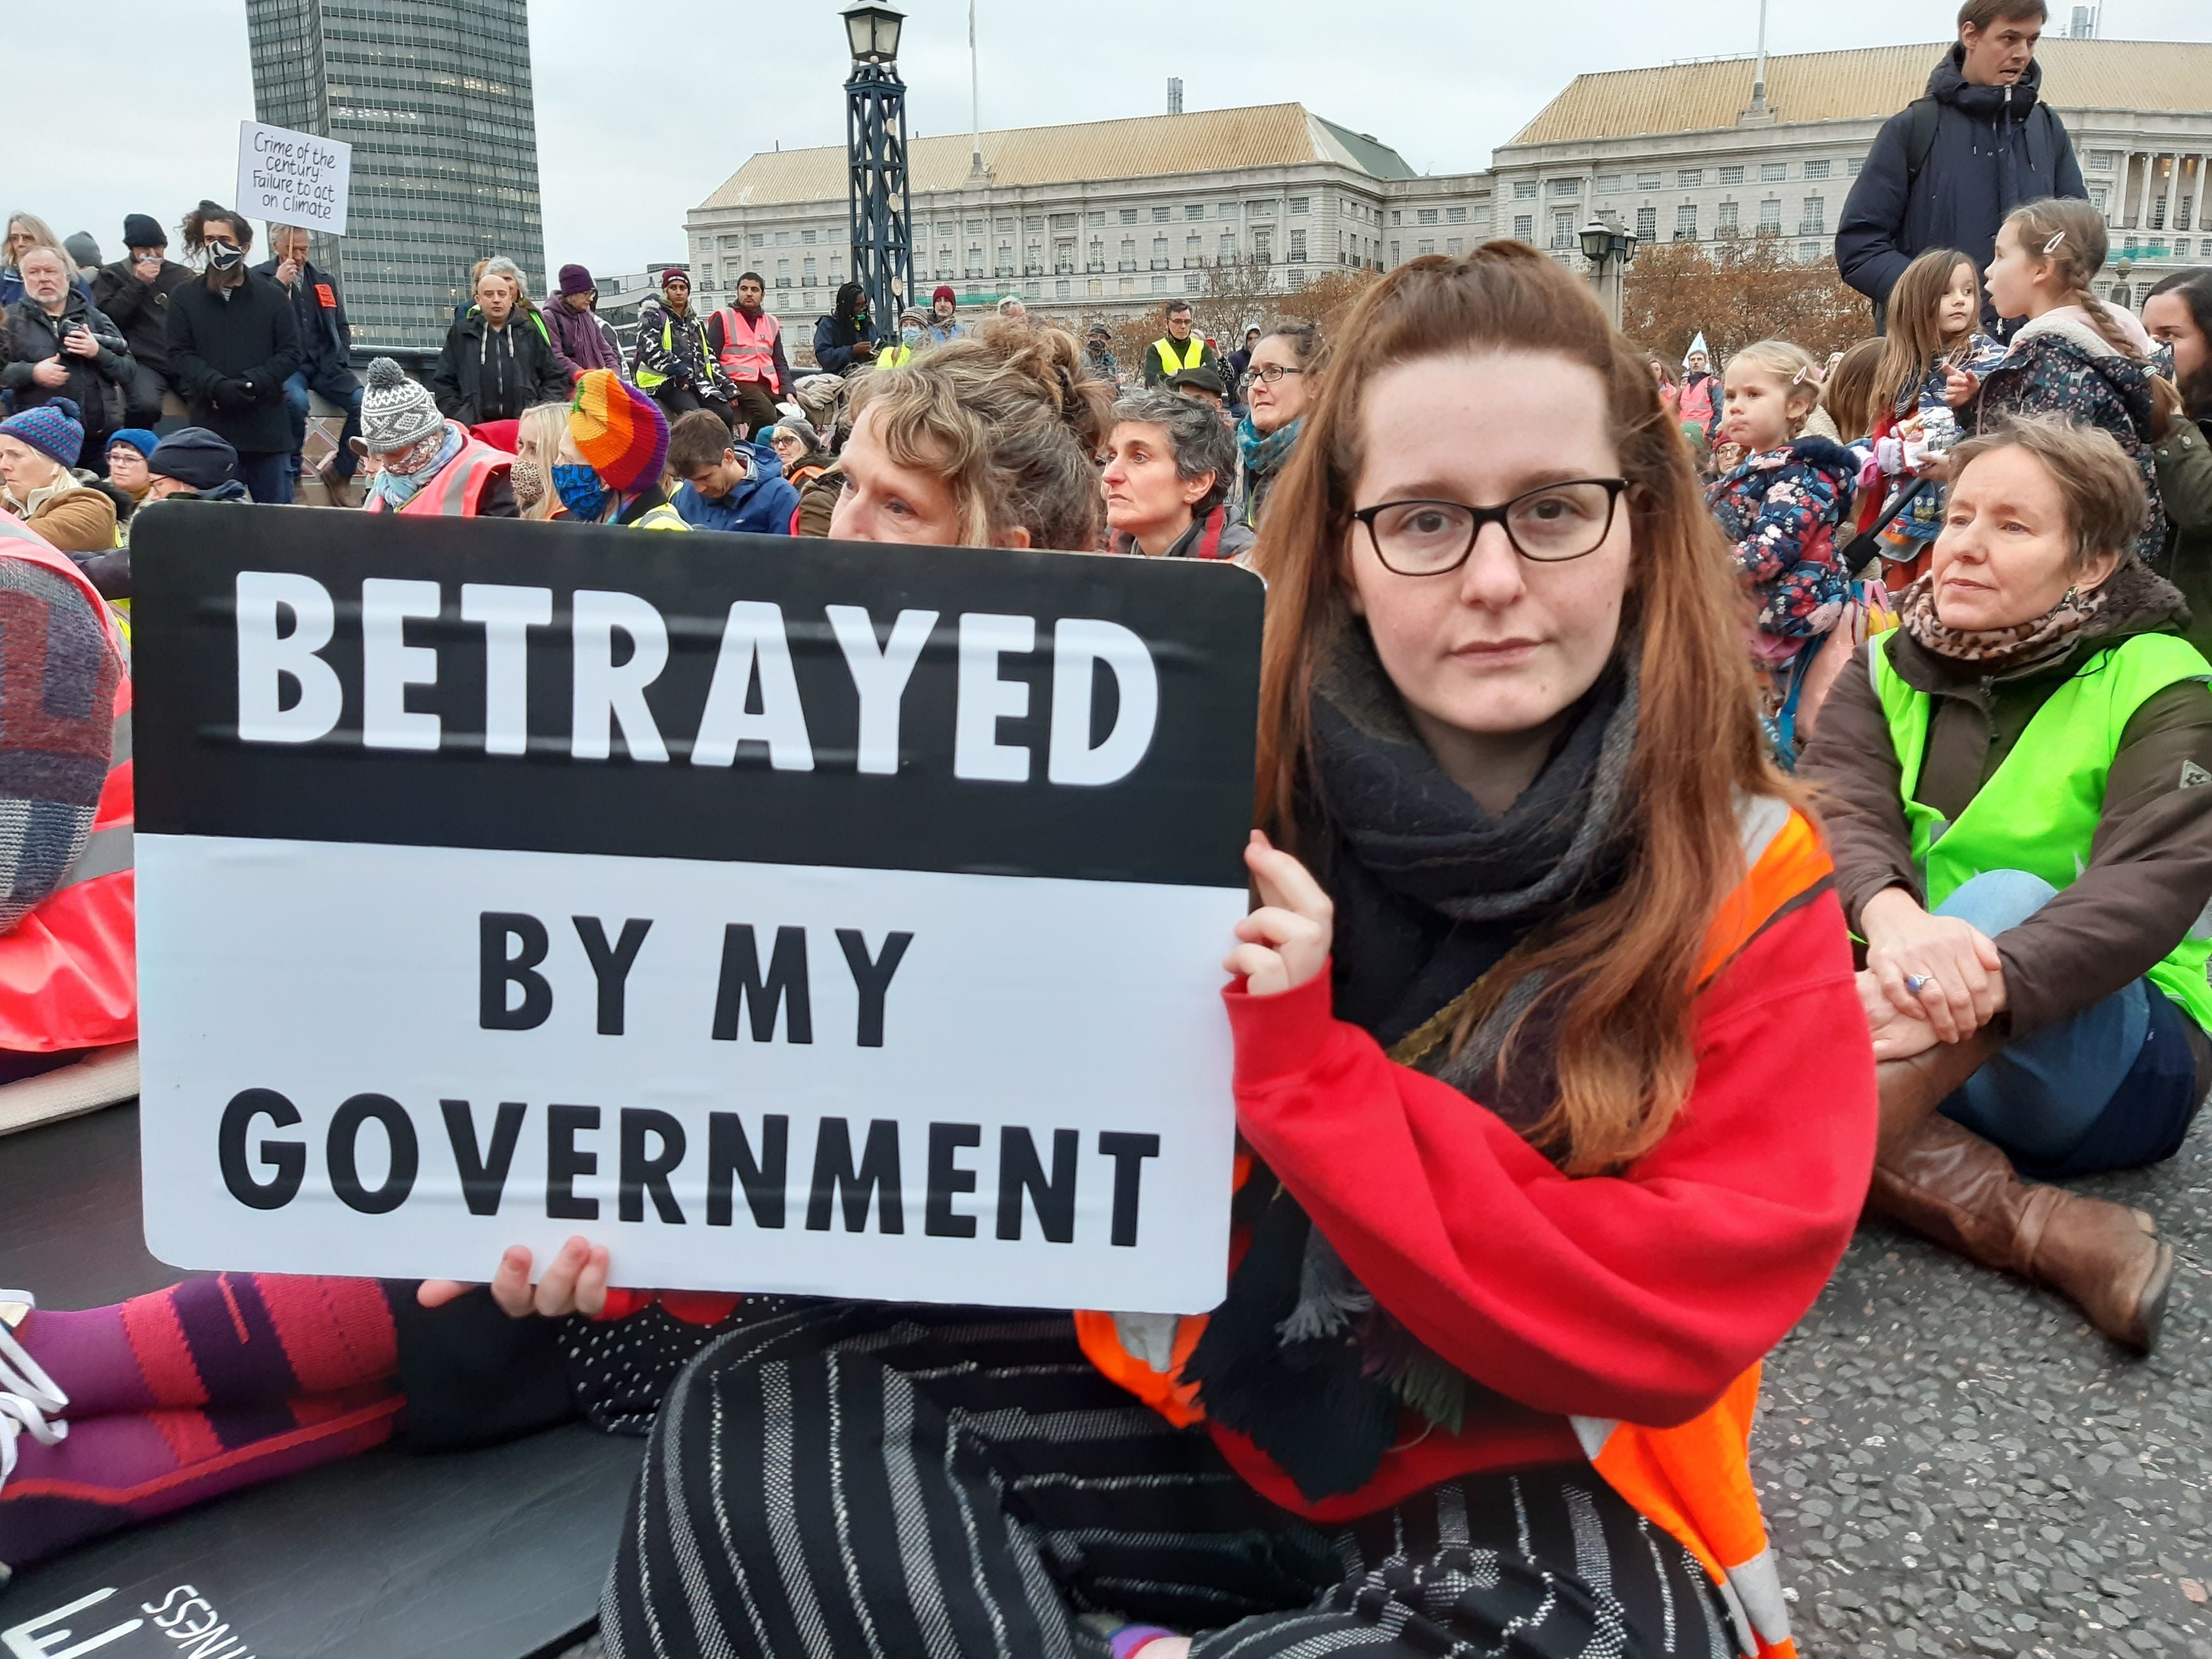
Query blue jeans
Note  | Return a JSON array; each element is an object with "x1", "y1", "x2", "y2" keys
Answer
[
  {"x1": 1936, "y1": 870, "x2": 2151, "y2": 1167},
  {"x1": 284, "y1": 364, "x2": 363, "y2": 481}
]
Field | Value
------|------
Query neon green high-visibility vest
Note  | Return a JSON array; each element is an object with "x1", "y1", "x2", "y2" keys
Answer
[
  {"x1": 635, "y1": 312, "x2": 709, "y2": 391},
  {"x1": 1871, "y1": 628, "x2": 2212, "y2": 1031},
  {"x1": 1152, "y1": 335, "x2": 1206, "y2": 375}
]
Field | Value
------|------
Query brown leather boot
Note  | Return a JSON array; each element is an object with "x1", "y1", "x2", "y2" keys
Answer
[
  {"x1": 1875, "y1": 1027, "x2": 2008, "y2": 1158},
  {"x1": 1868, "y1": 1114, "x2": 2173, "y2": 1352}
]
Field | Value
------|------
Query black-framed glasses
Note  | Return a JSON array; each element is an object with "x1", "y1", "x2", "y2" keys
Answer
[
  {"x1": 1351, "y1": 479, "x2": 1629, "y2": 574},
  {"x1": 1246, "y1": 364, "x2": 1304, "y2": 385}
]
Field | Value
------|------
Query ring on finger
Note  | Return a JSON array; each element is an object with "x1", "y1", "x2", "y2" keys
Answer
[{"x1": 1904, "y1": 973, "x2": 1931, "y2": 996}]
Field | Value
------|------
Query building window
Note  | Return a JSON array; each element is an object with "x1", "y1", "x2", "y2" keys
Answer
[
  {"x1": 1552, "y1": 210, "x2": 1574, "y2": 249},
  {"x1": 966, "y1": 219, "x2": 984, "y2": 234},
  {"x1": 1218, "y1": 202, "x2": 1239, "y2": 219},
  {"x1": 1799, "y1": 241, "x2": 1820, "y2": 263},
  {"x1": 1120, "y1": 237, "x2": 1135, "y2": 267},
  {"x1": 1184, "y1": 203, "x2": 1204, "y2": 219},
  {"x1": 1717, "y1": 200, "x2": 1739, "y2": 233},
  {"x1": 1801, "y1": 197, "x2": 1825, "y2": 236},
  {"x1": 1636, "y1": 171, "x2": 1661, "y2": 190},
  {"x1": 1152, "y1": 274, "x2": 1167, "y2": 293},
  {"x1": 1088, "y1": 238, "x2": 1103, "y2": 265},
  {"x1": 1447, "y1": 206, "x2": 1467, "y2": 223},
  {"x1": 1253, "y1": 228, "x2": 1272, "y2": 260},
  {"x1": 1120, "y1": 209, "x2": 1138, "y2": 224},
  {"x1": 1675, "y1": 204, "x2": 1698, "y2": 240},
  {"x1": 1804, "y1": 159, "x2": 1831, "y2": 180},
  {"x1": 1678, "y1": 169, "x2": 1703, "y2": 188},
  {"x1": 748, "y1": 233, "x2": 764, "y2": 248},
  {"x1": 1847, "y1": 157, "x2": 1864, "y2": 176},
  {"x1": 1391, "y1": 209, "x2": 1404, "y2": 225},
  {"x1": 1720, "y1": 166, "x2": 1745, "y2": 185},
  {"x1": 1152, "y1": 205, "x2": 1171, "y2": 222},
  {"x1": 775, "y1": 231, "x2": 790, "y2": 245},
  {"x1": 1391, "y1": 240, "x2": 1402, "y2": 262},
  {"x1": 1761, "y1": 161, "x2": 1788, "y2": 182},
  {"x1": 1184, "y1": 274, "x2": 1200, "y2": 292},
  {"x1": 1184, "y1": 232, "x2": 1201, "y2": 260},
  {"x1": 1219, "y1": 231, "x2": 1238, "y2": 259},
  {"x1": 1250, "y1": 199, "x2": 1278, "y2": 217},
  {"x1": 995, "y1": 217, "x2": 1015, "y2": 232},
  {"x1": 1120, "y1": 277, "x2": 1134, "y2": 293},
  {"x1": 2089, "y1": 149, "x2": 2118, "y2": 171},
  {"x1": 803, "y1": 257, "x2": 817, "y2": 281},
  {"x1": 1552, "y1": 178, "x2": 1580, "y2": 197},
  {"x1": 1088, "y1": 211, "x2": 1106, "y2": 226},
  {"x1": 1290, "y1": 195, "x2": 1310, "y2": 214},
  {"x1": 801, "y1": 229, "x2": 817, "y2": 245},
  {"x1": 1289, "y1": 229, "x2": 1306, "y2": 262},
  {"x1": 1418, "y1": 208, "x2": 1439, "y2": 224},
  {"x1": 1512, "y1": 215, "x2": 1533, "y2": 242},
  {"x1": 1152, "y1": 235, "x2": 1168, "y2": 266},
  {"x1": 1596, "y1": 173, "x2": 1624, "y2": 193},
  {"x1": 775, "y1": 258, "x2": 790, "y2": 284},
  {"x1": 1418, "y1": 238, "x2": 1437, "y2": 257},
  {"x1": 1758, "y1": 198, "x2": 1782, "y2": 233},
  {"x1": 1024, "y1": 216, "x2": 1043, "y2": 230},
  {"x1": 1447, "y1": 236, "x2": 1464, "y2": 255},
  {"x1": 1636, "y1": 205, "x2": 1656, "y2": 241},
  {"x1": 1514, "y1": 180, "x2": 1538, "y2": 200},
  {"x1": 1055, "y1": 279, "x2": 1071, "y2": 299}
]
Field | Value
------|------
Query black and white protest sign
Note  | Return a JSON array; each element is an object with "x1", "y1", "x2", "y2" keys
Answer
[
  {"x1": 236, "y1": 120, "x2": 351, "y2": 236},
  {"x1": 131, "y1": 506, "x2": 1262, "y2": 1313}
]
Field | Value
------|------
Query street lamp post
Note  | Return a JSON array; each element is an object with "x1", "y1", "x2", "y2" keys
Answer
[
  {"x1": 1578, "y1": 212, "x2": 1639, "y2": 330},
  {"x1": 844, "y1": 1, "x2": 914, "y2": 348}
]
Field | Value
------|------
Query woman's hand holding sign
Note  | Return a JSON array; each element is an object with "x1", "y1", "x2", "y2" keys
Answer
[
  {"x1": 418, "y1": 1236, "x2": 612, "y2": 1318},
  {"x1": 1225, "y1": 832, "x2": 1333, "y2": 997}
]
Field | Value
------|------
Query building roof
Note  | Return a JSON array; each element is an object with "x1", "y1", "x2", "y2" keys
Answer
[
  {"x1": 1507, "y1": 39, "x2": 2212, "y2": 147},
  {"x1": 696, "y1": 104, "x2": 1417, "y2": 212}
]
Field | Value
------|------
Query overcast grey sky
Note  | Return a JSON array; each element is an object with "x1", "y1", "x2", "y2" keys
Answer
[{"x1": 18, "y1": 0, "x2": 2212, "y2": 282}]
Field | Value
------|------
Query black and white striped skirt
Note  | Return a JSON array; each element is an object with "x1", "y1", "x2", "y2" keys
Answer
[{"x1": 600, "y1": 1304, "x2": 1736, "y2": 1659}]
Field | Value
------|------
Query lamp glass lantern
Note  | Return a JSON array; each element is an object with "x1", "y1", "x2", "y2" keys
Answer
[
  {"x1": 1578, "y1": 218, "x2": 1613, "y2": 264},
  {"x1": 843, "y1": 1, "x2": 904, "y2": 64}
]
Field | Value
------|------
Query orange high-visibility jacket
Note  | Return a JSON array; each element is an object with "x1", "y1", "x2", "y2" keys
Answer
[{"x1": 365, "y1": 425, "x2": 514, "y2": 518}]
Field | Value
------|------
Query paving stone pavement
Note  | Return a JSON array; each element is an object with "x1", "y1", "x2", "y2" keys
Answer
[{"x1": 1758, "y1": 1106, "x2": 2212, "y2": 1658}]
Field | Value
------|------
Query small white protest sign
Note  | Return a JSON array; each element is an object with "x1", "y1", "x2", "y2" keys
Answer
[{"x1": 236, "y1": 120, "x2": 352, "y2": 236}]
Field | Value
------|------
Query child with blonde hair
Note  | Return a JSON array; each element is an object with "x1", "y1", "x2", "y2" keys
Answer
[{"x1": 1708, "y1": 339, "x2": 1862, "y2": 745}]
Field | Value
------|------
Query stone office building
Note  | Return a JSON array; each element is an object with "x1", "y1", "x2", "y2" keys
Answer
[
  {"x1": 1497, "y1": 37, "x2": 2212, "y2": 308},
  {"x1": 684, "y1": 103, "x2": 1490, "y2": 342}
]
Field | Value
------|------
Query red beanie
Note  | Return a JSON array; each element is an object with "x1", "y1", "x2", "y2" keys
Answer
[{"x1": 932, "y1": 284, "x2": 956, "y2": 308}]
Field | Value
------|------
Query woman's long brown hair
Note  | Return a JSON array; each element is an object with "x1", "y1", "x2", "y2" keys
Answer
[
  {"x1": 1249, "y1": 245, "x2": 1789, "y2": 1174},
  {"x1": 1870, "y1": 246, "x2": 1976, "y2": 422}
]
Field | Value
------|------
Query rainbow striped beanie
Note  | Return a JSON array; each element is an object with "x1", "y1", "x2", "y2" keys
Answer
[{"x1": 569, "y1": 369, "x2": 669, "y2": 494}]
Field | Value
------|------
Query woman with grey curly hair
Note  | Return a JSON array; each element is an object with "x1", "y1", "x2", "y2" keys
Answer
[{"x1": 1102, "y1": 388, "x2": 1253, "y2": 561}]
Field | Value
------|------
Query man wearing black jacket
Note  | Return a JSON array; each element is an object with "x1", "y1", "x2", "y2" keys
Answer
[
  {"x1": 257, "y1": 224, "x2": 362, "y2": 494},
  {"x1": 1835, "y1": 0, "x2": 2085, "y2": 329},
  {"x1": 90, "y1": 213, "x2": 195, "y2": 426},
  {"x1": 2, "y1": 247, "x2": 134, "y2": 474},
  {"x1": 429, "y1": 264, "x2": 569, "y2": 427},
  {"x1": 164, "y1": 204, "x2": 301, "y2": 503}
]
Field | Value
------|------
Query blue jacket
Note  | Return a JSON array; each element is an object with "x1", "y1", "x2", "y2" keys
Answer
[
  {"x1": 672, "y1": 439, "x2": 801, "y2": 535},
  {"x1": 1835, "y1": 47, "x2": 2084, "y2": 321}
]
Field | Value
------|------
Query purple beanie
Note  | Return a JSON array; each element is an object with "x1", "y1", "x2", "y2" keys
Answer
[
  {"x1": 0, "y1": 398, "x2": 86, "y2": 470},
  {"x1": 559, "y1": 263, "x2": 595, "y2": 297}
]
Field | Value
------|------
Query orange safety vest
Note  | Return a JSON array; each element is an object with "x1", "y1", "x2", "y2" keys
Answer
[
  {"x1": 365, "y1": 426, "x2": 514, "y2": 518},
  {"x1": 0, "y1": 516, "x2": 136, "y2": 1053},
  {"x1": 1076, "y1": 799, "x2": 1829, "y2": 1659},
  {"x1": 714, "y1": 307, "x2": 783, "y2": 392}
]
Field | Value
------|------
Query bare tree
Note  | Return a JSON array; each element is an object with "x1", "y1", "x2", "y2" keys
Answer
[{"x1": 1623, "y1": 234, "x2": 1873, "y2": 365}]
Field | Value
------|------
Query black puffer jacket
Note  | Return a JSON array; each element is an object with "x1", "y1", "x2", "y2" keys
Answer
[
  {"x1": 1, "y1": 294, "x2": 133, "y2": 430},
  {"x1": 90, "y1": 257, "x2": 195, "y2": 375},
  {"x1": 1835, "y1": 47, "x2": 2086, "y2": 321},
  {"x1": 164, "y1": 272, "x2": 303, "y2": 456},
  {"x1": 428, "y1": 309, "x2": 570, "y2": 425}
]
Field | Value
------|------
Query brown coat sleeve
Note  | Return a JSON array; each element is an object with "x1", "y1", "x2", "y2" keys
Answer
[
  {"x1": 1796, "y1": 647, "x2": 1921, "y2": 930},
  {"x1": 27, "y1": 491, "x2": 119, "y2": 556},
  {"x1": 1995, "y1": 678, "x2": 2212, "y2": 1035}
]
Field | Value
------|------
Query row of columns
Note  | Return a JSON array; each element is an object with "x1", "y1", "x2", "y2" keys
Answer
[{"x1": 2117, "y1": 150, "x2": 2208, "y2": 240}]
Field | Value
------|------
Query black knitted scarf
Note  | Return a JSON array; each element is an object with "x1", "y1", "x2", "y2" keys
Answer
[{"x1": 1182, "y1": 622, "x2": 1640, "y2": 1503}]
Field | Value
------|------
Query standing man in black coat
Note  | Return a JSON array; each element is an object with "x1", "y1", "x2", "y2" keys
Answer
[
  {"x1": 257, "y1": 224, "x2": 362, "y2": 495},
  {"x1": 428, "y1": 262, "x2": 570, "y2": 427},
  {"x1": 90, "y1": 214, "x2": 195, "y2": 427},
  {"x1": 1835, "y1": 0, "x2": 2086, "y2": 331},
  {"x1": 164, "y1": 202, "x2": 302, "y2": 503}
]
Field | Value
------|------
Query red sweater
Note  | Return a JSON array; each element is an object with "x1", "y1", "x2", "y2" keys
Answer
[{"x1": 1212, "y1": 892, "x2": 1876, "y2": 1522}]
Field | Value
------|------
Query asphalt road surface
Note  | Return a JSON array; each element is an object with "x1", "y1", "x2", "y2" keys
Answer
[{"x1": 1758, "y1": 1107, "x2": 2212, "y2": 1657}]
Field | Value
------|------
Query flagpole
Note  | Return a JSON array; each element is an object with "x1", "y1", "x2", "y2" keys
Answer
[{"x1": 969, "y1": 0, "x2": 985, "y2": 179}]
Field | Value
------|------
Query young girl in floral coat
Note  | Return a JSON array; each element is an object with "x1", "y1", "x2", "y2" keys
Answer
[{"x1": 1706, "y1": 340, "x2": 1861, "y2": 737}]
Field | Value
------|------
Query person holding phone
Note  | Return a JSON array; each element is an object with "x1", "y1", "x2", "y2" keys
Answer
[
  {"x1": 2, "y1": 246, "x2": 133, "y2": 476},
  {"x1": 91, "y1": 214, "x2": 195, "y2": 427}
]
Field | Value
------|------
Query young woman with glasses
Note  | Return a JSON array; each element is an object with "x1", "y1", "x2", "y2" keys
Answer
[{"x1": 1237, "y1": 317, "x2": 1321, "y2": 531}]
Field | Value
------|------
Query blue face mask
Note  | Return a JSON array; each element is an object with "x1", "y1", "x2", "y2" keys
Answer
[
  {"x1": 552, "y1": 463, "x2": 607, "y2": 521},
  {"x1": 901, "y1": 325, "x2": 921, "y2": 346}
]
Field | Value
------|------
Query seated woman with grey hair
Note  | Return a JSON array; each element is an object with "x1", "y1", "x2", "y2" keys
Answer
[{"x1": 1101, "y1": 388, "x2": 1253, "y2": 561}]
